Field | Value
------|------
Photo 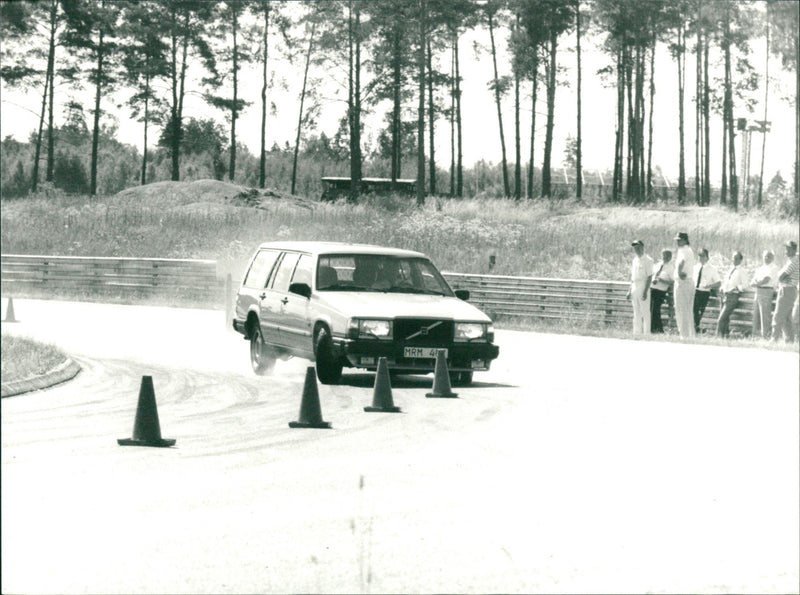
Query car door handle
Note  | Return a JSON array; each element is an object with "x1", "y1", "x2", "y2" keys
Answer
[
  {"x1": 259, "y1": 293, "x2": 267, "y2": 300},
  {"x1": 281, "y1": 297, "x2": 289, "y2": 305}
]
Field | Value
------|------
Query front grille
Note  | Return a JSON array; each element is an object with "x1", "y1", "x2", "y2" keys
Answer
[{"x1": 394, "y1": 318, "x2": 453, "y2": 346}]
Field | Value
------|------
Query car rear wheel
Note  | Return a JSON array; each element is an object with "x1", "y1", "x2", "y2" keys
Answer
[
  {"x1": 314, "y1": 326, "x2": 342, "y2": 385},
  {"x1": 250, "y1": 325, "x2": 276, "y2": 375}
]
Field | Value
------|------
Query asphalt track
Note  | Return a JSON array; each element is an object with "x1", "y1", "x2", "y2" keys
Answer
[{"x1": 2, "y1": 298, "x2": 798, "y2": 594}]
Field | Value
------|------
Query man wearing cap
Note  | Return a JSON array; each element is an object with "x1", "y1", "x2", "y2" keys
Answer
[
  {"x1": 650, "y1": 248, "x2": 674, "y2": 333},
  {"x1": 750, "y1": 249, "x2": 779, "y2": 338},
  {"x1": 772, "y1": 240, "x2": 799, "y2": 342},
  {"x1": 626, "y1": 240, "x2": 653, "y2": 334},
  {"x1": 673, "y1": 232, "x2": 696, "y2": 338},
  {"x1": 717, "y1": 251, "x2": 746, "y2": 338},
  {"x1": 693, "y1": 248, "x2": 721, "y2": 333}
]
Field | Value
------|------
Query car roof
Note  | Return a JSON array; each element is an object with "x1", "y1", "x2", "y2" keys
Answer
[{"x1": 255, "y1": 241, "x2": 427, "y2": 258}]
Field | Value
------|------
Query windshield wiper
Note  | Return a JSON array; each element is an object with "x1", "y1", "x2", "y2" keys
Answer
[
  {"x1": 322, "y1": 284, "x2": 379, "y2": 292},
  {"x1": 384, "y1": 286, "x2": 445, "y2": 295}
]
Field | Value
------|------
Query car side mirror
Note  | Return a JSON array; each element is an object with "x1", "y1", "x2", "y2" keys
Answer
[
  {"x1": 454, "y1": 289, "x2": 470, "y2": 301},
  {"x1": 289, "y1": 282, "x2": 311, "y2": 299}
]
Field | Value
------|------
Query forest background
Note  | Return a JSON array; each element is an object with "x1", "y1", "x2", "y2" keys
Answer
[{"x1": 0, "y1": 0, "x2": 798, "y2": 217}]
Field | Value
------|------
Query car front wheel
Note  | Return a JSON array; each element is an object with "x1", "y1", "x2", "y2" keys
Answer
[
  {"x1": 250, "y1": 325, "x2": 276, "y2": 375},
  {"x1": 314, "y1": 326, "x2": 342, "y2": 385}
]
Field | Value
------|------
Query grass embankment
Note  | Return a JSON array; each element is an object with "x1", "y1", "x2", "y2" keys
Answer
[
  {"x1": 1, "y1": 333, "x2": 68, "y2": 384},
  {"x1": 2, "y1": 183, "x2": 796, "y2": 284}
]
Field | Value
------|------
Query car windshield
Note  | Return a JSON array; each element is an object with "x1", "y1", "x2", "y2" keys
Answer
[{"x1": 316, "y1": 254, "x2": 453, "y2": 296}]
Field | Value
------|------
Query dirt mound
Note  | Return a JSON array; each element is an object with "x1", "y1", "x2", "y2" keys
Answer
[{"x1": 113, "y1": 179, "x2": 316, "y2": 211}]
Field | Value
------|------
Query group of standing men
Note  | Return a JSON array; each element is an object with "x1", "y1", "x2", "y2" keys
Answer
[{"x1": 627, "y1": 233, "x2": 799, "y2": 342}]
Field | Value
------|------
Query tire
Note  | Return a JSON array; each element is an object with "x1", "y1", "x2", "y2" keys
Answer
[
  {"x1": 314, "y1": 326, "x2": 342, "y2": 385},
  {"x1": 450, "y1": 371, "x2": 474, "y2": 386},
  {"x1": 250, "y1": 324, "x2": 276, "y2": 376}
]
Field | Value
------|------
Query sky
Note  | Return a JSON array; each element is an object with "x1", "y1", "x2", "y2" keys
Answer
[{"x1": 0, "y1": 7, "x2": 796, "y2": 187}]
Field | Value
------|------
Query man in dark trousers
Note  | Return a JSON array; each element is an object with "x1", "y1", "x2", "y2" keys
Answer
[
  {"x1": 650, "y1": 248, "x2": 674, "y2": 333},
  {"x1": 693, "y1": 248, "x2": 721, "y2": 333}
]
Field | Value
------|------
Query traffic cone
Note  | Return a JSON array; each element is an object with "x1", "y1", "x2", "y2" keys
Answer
[
  {"x1": 364, "y1": 357, "x2": 401, "y2": 413},
  {"x1": 3, "y1": 297, "x2": 18, "y2": 323},
  {"x1": 118, "y1": 376, "x2": 176, "y2": 447},
  {"x1": 289, "y1": 367, "x2": 332, "y2": 428},
  {"x1": 426, "y1": 349, "x2": 458, "y2": 398}
]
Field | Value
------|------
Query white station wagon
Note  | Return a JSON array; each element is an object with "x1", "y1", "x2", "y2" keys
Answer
[{"x1": 232, "y1": 241, "x2": 499, "y2": 385}]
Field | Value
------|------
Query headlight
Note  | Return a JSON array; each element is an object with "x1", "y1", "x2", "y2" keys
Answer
[
  {"x1": 348, "y1": 318, "x2": 393, "y2": 340},
  {"x1": 454, "y1": 322, "x2": 488, "y2": 342}
]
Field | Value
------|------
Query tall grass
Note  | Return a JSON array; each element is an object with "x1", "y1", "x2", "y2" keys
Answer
[{"x1": 1, "y1": 191, "x2": 797, "y2": 286}]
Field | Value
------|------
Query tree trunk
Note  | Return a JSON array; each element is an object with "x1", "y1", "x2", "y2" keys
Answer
[
  {"x1": 721, "y1": 114, "x2": 728, "y2": 205},
  {"x1": 646, "y1": 41, "x2": 655, "y2": 201},
  {"x1": 756, "y1": 18, "x2": 769, "y2": 209},
  {"x1": 455, "y1": 34, "x2": 463, "y2": 198},
  {"x1": 229, "y1": 6, "x2": 238, "y2": 182},
  {"x1": 259, "y1": 4, "x2": 269, "y2": 189},
  {"x1": 527, "y1": 54, "x2": 538, "y2": 199},
  {"x1": 169, "y1": 7, "x2": 180, "y2": 181},
  {"x1": 46, "y1": 5, "x2": 55, "y2": 184},
  {"x1": 33, "y1": 1, "x2": 56, "y2": 193},
  {"x1": 724, "y1": 10, "x2": 737, "y2": 210},
  {"x1": 625, "y1": 46, "x2": 634, "y2": 200},
  {"x1": 541, "y1": 34, "x2": 557, "y2": 198},
  {"x1": 487, "y1": 10, "x2": 510, "y2": 197},
  {"x1": 416, "y1": 0, "x2": 426, "y2": 206},
  {"x1": 613, "y1": 47, "x2": 624, "y2": 201},
  {"x1": 513, "y1": 16, "x2": 521, "y2": 202},
  {"x1": 141, "y1": 70, "x2": 149, "y2": 185},
  {"x1": 695, "y1": 22, "x2": 702, "y2": 205},
  {"x1": 90, "y1": 22, "x2": 105, "y2": 196},
  {"x1": 427, "y1": 37, "x2": 436, "y2": 196},
  {"x1": 677, "y1": 23, "x2": 686, "y2": 204},
  {"x1": 795, "y1": 26, "x2": 800, "y2": 198},
  {"x1": 291, "y1": 20, "x2": 316, "y2": 196},
  {"x1": 348, "y1": 1, "x2": 362, "y2": 203},
  {"x1": 391, "y1": 20, "x2": 401, "y2": 185},
  {"x1": 703, "y1": 32, "x2": 710, "y2": 205},
  {"x1": 575, "y1": 0, "x2": 583, "y2": 200},
  {"x1": 450, "y1": 33, "x2": 455, "y2": 197}
]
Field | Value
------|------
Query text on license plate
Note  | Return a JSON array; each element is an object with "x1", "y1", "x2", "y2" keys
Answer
[{"x1": 404, "y1": 347, "x2": 447, "y2": 358}]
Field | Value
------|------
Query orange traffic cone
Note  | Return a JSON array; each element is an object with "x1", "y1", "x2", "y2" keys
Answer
[
  {"x1": 426, "y1": 349, "x2": 458, "y2": 398},
  {"x1": 364, "y1": 357, "x2": 401, "y2": 413},
  {"x1": 118, "y1": 376, "x2": 176, "y2": 447},
  {"x1": 289, "y1": 367, "x2": 332, "y2": 428},
  {"x1": 3, "y1": 297, "x2": 18, "y2": 323}
]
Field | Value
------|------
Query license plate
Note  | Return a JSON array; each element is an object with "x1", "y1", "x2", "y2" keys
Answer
[{"x1": 403, "y1": 347, "x2": 447, "y2": 359}]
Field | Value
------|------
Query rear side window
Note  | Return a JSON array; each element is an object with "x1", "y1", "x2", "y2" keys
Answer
[
  {"x1": 243, "y1": 249, "x2": 279, "y2": 288},
  {"x1": 271, "y1": 252, "x2": 301, "y2": 292},
  {"x1": 291, "y1": 254, "x2": 313, "y2": 287}
]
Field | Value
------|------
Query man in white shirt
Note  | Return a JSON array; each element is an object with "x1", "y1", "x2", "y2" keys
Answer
[
  {"x1": 750, "y1": 249, "x2": 779, "y2": 338},
  {"x1": 692, "y1": 248, "x2": 722, "y2": 333},
  {"x1": 772, "y1": 240, "x2": 799, "y2": 343},
  {"x1": 650, "y1": 249, "x2": 674, "y2": 333},
  {"x1": 625, "y1": 239, "x2": 653, "y2": 335},
  {"x1": 673, "y1": 232, "x2": 696, "y2": 338},
  {"x1": 717, "y1": 251, "x2": 746, "y2": 337}
]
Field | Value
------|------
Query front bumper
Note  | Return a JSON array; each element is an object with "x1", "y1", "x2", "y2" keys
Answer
[{"x1": 333, "y1": 338, "x2": 499, "y2": 372}]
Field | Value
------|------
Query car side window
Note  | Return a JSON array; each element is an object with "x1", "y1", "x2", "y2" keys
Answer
[
  {"x1": 270, "y1": 252, "x2": 301, "y2": 292},
  {"x1": 291, "y1": 254, "x2": 313, "y2": 287},
  {"x1": 243, "y1": 249, "x2": 279, "y2": 289}
]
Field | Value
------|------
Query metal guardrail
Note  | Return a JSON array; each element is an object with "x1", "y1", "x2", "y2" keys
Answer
[
  {"x1": 0, "y1": 254, "x2": 761, "y2": 334},
  {"x1": 442, "y1": 271, "x2": 760, "y2": 334},
  {"x1": 0, "y1": 254, "x2": 220, "y2": 299}
]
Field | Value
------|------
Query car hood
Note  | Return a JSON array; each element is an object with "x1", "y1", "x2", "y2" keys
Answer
[{"x1": 317, "y1": 291, "x2": 492, "y2": 322}]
